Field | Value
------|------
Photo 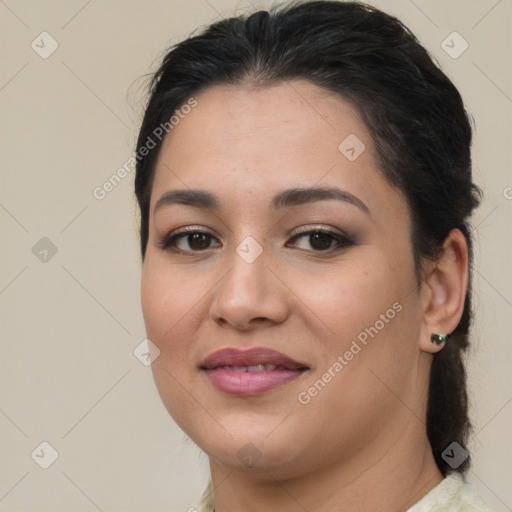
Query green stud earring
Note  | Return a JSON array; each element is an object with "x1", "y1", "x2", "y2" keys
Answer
[{"x1": 431, "y1": 333, "x2": 450, "y2": 344}]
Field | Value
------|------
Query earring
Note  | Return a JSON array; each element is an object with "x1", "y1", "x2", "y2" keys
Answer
[{"x1": 431, "y1": 333, "x2": 450, "y2": 344}]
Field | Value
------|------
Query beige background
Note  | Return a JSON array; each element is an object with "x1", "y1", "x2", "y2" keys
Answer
[{"x1": 0, "y1": 1, "x2": 510, "y2": 511}]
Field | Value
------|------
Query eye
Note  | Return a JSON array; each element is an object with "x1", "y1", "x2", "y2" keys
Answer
[
  {"x1": 158, "y1": 228, "x2": 221, "y2": 253},
  {"x1": 287, "y1": 226, "x2": 353, "y2": 252}
]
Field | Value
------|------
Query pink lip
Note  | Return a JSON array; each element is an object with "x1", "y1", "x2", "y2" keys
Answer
[{"x1": 200, "y1": 347, "x2": 309, "y2": 396}]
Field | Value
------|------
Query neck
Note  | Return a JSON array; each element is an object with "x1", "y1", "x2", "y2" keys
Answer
[{"x1": 209, "y1": 421, "x2": 443, "y2": 512}]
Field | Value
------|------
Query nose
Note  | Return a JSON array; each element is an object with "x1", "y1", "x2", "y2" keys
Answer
[{"x1": 209, "y1": 241, "x2": 290, "y2": 331}]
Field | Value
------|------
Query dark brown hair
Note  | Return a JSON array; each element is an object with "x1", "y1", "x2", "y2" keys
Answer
[{"x1": 135, "y1": 0, "x2": 481, "y2": 476}]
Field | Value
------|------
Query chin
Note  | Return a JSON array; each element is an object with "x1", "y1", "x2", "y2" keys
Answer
[{"x1": 181, "y1": 410, "x2": 316, "y2": 478}]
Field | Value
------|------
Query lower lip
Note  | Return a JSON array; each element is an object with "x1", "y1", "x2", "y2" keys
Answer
[{"x1": 203, "y1": 368, "x2": 306, "y2": 396}]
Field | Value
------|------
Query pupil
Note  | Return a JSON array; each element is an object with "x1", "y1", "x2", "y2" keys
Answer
[
  {"x1": 189, "y1": 233, "x2": 210, "y2": 250},
  {"x1": 310, "y1": 232, "x2": 332, "y2": 250}
]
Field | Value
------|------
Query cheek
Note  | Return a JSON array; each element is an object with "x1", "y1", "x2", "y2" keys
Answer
[
  {"x1": 298, "y1": 256, "x2": 407, "y2": 341},
  {"x1": 141, "y1": 256, "x2": 200, "y2": 425},
  {"x1": 141, "y1": 255, "x2": 194, "y2": 361},
  {"x1": 300, "y1": 248, "x2": 421, "y2": 390}
]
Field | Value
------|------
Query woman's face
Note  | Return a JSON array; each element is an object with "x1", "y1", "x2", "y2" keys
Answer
[{"x1": 141, "y1": 80, "x2": 430, "y2": 478}]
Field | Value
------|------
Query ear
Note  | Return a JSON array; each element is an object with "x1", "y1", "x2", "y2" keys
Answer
[{"x1": 419, "y1": 228, "x2": 469, "y2": 354}]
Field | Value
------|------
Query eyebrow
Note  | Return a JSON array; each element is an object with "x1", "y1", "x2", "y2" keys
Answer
[{"x1": 153, "y1": 186, "x2": 369, "y2": 215}]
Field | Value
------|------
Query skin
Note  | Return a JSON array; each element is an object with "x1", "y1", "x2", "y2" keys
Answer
[{"x1": 141, "y1": 80, "x2": 469, "y2": 512}]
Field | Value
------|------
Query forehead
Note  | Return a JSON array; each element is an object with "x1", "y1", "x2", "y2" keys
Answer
[
  {"x1": 150, "y1": 80, "x2": 404, "y2": 217},
  {"x1": 156, "y1": 79, "x2": 370, "y2": 162}
]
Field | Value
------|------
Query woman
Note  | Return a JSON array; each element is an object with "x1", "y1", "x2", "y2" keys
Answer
[{"x1": 134, "y1": 1, "x2": 492, "y2": 510}]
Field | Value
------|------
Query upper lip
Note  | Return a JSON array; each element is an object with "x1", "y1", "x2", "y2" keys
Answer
[{"x1": 200, "y1": 347, "x2": 309, "y2": 370}]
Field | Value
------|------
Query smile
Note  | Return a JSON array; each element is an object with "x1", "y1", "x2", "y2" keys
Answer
[{"x1": 200, "y1": 348, "x2": 309, "y2": 396}]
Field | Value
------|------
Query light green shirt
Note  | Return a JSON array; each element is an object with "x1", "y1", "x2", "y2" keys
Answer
[
  {"x1": 198, "y1": 471, "x2": 493, "y2": 511},
  {"x1": 406, "y1": 472, "x2": 493, "y2": 511}
]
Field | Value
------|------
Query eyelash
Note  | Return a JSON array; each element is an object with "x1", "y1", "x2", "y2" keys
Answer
[{"x1": 157, "y1": 225, "x2": 354, "y2": 255}]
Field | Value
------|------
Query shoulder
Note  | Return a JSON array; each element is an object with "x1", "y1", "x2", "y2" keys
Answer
[
  {"x1": 406, "y1": 472, "x2": 494, "y2": 512},
  {"x1": 195, "y1": 481, "x2": 214, "y2": 512}
]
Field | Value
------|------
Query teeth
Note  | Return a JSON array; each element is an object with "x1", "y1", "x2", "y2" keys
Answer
[
  {"x1": 216, "y1": 364, "x2": 280, "y2": 372},
  {"x1": 247, "y1": 364, "x2": 266, "y2": 372},
  {"x1": 224, "y1": 366, "x2": 246, "y2": 372}
]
